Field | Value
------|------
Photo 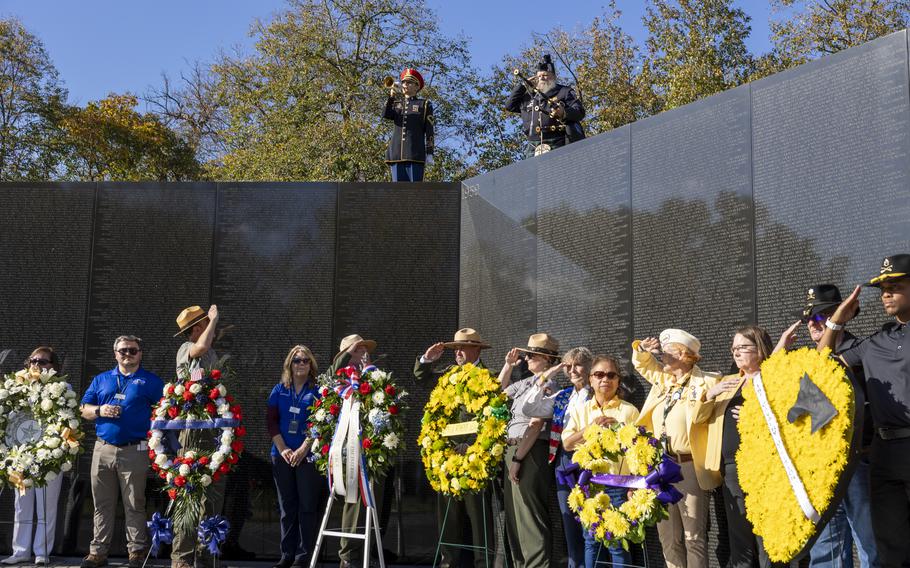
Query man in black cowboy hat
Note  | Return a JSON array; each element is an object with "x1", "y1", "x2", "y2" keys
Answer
[
  {"x1": 819, "y1": 254, "x2": 910, "y2": 567},
  {"x1": 414, "y1": 329, "x2": 496, "y2": 568},
  {"x1": 505, "y1": 54, "x2": 585, "y2": 157},
  {"x1": 776, "y1": 285, "x2": 879, "y2": 567}
]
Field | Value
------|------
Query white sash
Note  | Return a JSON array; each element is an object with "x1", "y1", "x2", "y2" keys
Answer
[
  {"x1": 752, "y1": 373, "x2": 820, "y2": 523},
  {"x1": 329, "y1": 396, "x2": 362, "y2": 504}
]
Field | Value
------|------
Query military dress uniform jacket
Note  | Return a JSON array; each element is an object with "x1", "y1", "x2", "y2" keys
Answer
[
  {"x1": 383, "y1": 95, "x2": 435, "y2": 164},
  {"x1": 505, "y1": 82, "x2": 585, "y2": 145}
]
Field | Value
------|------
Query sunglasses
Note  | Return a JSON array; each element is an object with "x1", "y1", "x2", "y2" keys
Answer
[
  {"x1": 590, "y1": 371, "x2": 620, "y2": 380},
  {"x1": 292, "y1": 357, "x2": 311, "y2": 365},
  {"x1": 29, "y1": 357, "x2": 51, "y2": 366},
  {"x1": 807, "y1": 313, "x2": 829, "y2": 323},
  {"x1": 116, "y1": 347, "x2": 140, "y2": 356}
]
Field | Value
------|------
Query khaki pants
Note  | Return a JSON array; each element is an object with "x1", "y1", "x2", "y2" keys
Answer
[
  {"x1": 338, "y1": 474, "x2": 385, "y2": 562},
  {"x1": 171, "y1": 430, "x2": 227, "y2": 566},
  {"x1": 503, "y1": 442, "x2": 550, "y2": 568},
  {"x1": 89, "y1": 440, "x2": 150, "y2": 556},
  {"x1": 656, "y1": 460, "x2": 708, "y2": 568}
]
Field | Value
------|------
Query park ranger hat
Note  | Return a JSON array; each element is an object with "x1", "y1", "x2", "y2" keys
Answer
[
  {"x1": 174, "y1": 306, "x2": 208, "y2": 337},
  {"x1": 866, "y1": 254, "x2": 910, "y2": 287},
  {"x1": 515, "y1": 333, "x2": 560, "y2": 358},
  {"x1": 795, "y1": 284, "x2": 856, "y2": 321},
  {"x1": 443, "y1": 328, "x2": 491, "y2": 350},
  {"x1": 333, "y1": 334, "x2": 378, "y2": 363}
]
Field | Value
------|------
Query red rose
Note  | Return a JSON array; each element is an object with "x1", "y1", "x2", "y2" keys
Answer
[
  {"x1": 219, "y1": 463, "x2": 230, "y2": 473},
  {"x1": 152, "y1": 464, "x2": 160, "y2": 472},
  {"x1": 321, "y1": 444, "x2": 329, "y2": 455},
  {"x1": 336, "y1": 369, "x2": 344, "y2": 376},
  {"x1": 233, "y1": 411, "x2": 243, "y2": 421},
  {"x1": 209, "y1": 388, "x2": 220, "y2": 400},
  {"x1": 362, "y1": 438, "x2": 373, "y2": 450},
  {"x1": 329, "y1": 404, "x2": 340, "y2": 416},
  {"x1": 228, "y1": 453, "x2": 239, "y2": 464},
  {"x1": 210, "y1": 369, "x2": 222, "y2": 380},
  {"x1": 174, "y1": 476, "x2": 187, "y2": 487},
  {"x1": 167, "y1": 407, "x2": 178, "y2": 418},
  {"x1": 388, "y1": 404, "x2": 399, "y2": 415},
  {"x1": 384, "y1": 384, "x2": 396, "y2": 396},
  {"x1": 182, "y1": 391, "x2": 194, "y2": 402},
  {"x1": 314, "y1": 399, "x2": 323, "y2": 408},
  {"x1": 167, "y1": 385, "x2": 175, "y2": 395},
  {"x1": 236, "y1": 425, "x2": 247, "y2": 437},
  {"x1": 148, "y1": 450, "x2": 155, "y2": 459},
  {"x1": 168, "y1": 489, "x2": 177, "y2": 500},
  {"x1": 358, "y1": 382, "x2": 372, "y2": 395},
  {"x1": 226, "y1": 395, "x2": 235, "y2": 403},
  {"x1": 198, "y1": 456, "x2": 210, "y2": 465},
  {"x1": 159, "y1": 471, "x2": 167, "y2": 480},
  {"x1": 205, "y1": 403, "x2": 216, "y2": 415},
  {"x1": 231, "y1": 441, "x2": 244, "y2": 452}
]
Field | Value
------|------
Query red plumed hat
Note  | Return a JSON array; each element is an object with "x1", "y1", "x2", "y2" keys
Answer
[{"x1": 400, "y1": 68, "x2": 424, "y2": 91}]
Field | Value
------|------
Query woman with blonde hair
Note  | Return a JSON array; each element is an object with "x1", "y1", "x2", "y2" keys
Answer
[
  {"x1": 267, "y1": 345, "x2": 325, "y2": 568},
  {"x1": 632, "y1": 329, "x2": 720, "y2": 568}
]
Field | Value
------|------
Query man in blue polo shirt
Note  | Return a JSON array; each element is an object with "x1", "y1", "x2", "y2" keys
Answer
[{"x1": 79, "y1": 335, "x2": 164, "y2": 568}]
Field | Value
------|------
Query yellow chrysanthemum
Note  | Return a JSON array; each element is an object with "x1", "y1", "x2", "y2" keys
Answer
[
  {"x1": 617, "y1": 423, "x2": 639, "y2": 448},
  {"x1": 568, "y1": 486, "x2": 586, "y2": 512}
]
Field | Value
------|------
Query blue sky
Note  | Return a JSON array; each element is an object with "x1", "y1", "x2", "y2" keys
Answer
[{"x1": 1, "y1": 0, "x2": 773, "y2": 105}]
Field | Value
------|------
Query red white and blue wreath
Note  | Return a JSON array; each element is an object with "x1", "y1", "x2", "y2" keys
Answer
[{"x1": 146, "y1": 367, "x2": 245, "y2": 556}]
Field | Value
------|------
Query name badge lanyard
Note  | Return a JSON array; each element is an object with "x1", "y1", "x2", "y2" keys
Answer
[
  {"x1": 288, "y1": 383, "x2": 311, "y2": 435},
  {"x1": 113, "y1": 372, "x2": 134, "y2": 406},
  {"x1": 660, "y1": 381, "x2": 689, "y2": 455}
]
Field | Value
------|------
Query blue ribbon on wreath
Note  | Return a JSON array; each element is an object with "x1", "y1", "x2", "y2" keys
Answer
[
  {"x1": 147, "y1": 512, "x2": 173, "y2": 557},
  {"x1": 557, "y1": 455, "x2": 684, "y2": 505},
  {"x1": 150, "y1": 418, "x2": 241, "y2": 430},
  {"x1": 197, "y1": 515, "x2": 230, "y2": 556}
]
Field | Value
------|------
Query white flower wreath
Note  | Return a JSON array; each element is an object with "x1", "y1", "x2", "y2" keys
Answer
[{"x1": 0, "y1": 367, "x2": 83, "y2": 491}]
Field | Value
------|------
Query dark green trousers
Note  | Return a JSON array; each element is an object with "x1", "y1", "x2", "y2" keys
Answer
[
  {"x1": 437, "y1": 489, "x2": 494, "y2": 568},
  {"x1": 503, "y1": 441, "x2": 551, "y2": 568},
  {"x1": 338, "y1": 474, "x2": 386, "y2": 562}
]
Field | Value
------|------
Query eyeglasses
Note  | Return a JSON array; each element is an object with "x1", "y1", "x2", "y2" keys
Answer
[
  {"x1": 116, "y1": 347, "x2": 140, "y2": 356},
  {"x1": 29, "y1": 358, "x2": 51, "y2": 366},
  {"x1": 590, "y1": 371, "x2": 620, "y2": 380},
  {"x1": 730, "y1": 345, "x2": 757, "y2": 354},
  {"x1": 292, "y1": 357, "x2": 311, "y2": 365}
]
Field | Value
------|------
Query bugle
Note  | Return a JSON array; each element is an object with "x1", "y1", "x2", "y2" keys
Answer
[{"x1": 383, "y1": 76, "x2": 404, "y2": 97}]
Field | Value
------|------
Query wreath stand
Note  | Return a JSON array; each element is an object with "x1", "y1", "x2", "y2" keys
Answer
[
  {"x1": 433, "y1": 492, "x2": 491, "y2": 568},
  {"x1": 0, "y1": 484, "x2": 53, "y2": 567},
  {"x1": 309, "y1": 493, "x2": 385, "y2": 568}
]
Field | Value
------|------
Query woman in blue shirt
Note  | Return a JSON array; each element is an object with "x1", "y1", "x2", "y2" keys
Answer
[{"x1": 267, "y1": 345, "x2": 324, "y2": 568}]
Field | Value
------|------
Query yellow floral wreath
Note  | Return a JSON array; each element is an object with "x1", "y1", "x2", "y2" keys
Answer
[
  {"x1": 737, "y1": 347, "x2": 855, "y2": 562},
  {"x1": 418, "y1": 363, "x2": 509, "y2": 498},
  {"x1": 567, "y1": 423, "x2": 669, "y2": 549}
]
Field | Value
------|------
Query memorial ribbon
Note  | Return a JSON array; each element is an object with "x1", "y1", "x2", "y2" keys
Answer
[
  {"x1": 197, "y1": 515, "x2": 230, "y2": 557},
  {"x1": 560, "y1": 456, "x2": 684, "y2": 505},
  {"x1": 328, "y1": 374, "x2": 369, "y2": 504},
  {"x1": 150, "y1": 418, "x2": 240, "y2": 430},
  {"x1": 147, "y1": 512, "x2": 173, "y2": 557},
  {"x1": 752, "y1": 373, "x2": 820, "y2": 523}
]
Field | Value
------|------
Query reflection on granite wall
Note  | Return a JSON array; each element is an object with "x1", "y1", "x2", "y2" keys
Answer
[
  {"x1": 0, "y1": 182, "x2": 460, "y2": 563},
  {"x1": 460, "y1": 29, "x2": 910, "y2": 568}
]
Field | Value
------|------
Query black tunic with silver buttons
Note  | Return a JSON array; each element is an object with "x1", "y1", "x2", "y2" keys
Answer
[
  {"x1": 383, "y1": 95, "x2": 435, "y2": 163},
  {"x1": 504, "y1": 82, "x2": 585, "y2": 146}
]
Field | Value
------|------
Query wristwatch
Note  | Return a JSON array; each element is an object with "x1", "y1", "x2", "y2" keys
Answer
[
  {"x1": 511, "y1": 455, "x2": 523, "y2": 463},
  {"x1": 825, "y1": 319, "x2": 844, "y2": 331},
  {"x1": 95, "y1": 407, "x2": 101, "y2": 417}
]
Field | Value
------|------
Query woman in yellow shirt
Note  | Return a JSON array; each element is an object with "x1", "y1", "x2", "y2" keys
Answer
[
  {"x1": 562, "y1": 355, "x2": 639, "y2": 568},
  {"x1": 631, "y1": 329, "x2": 720, "y2": 568}
]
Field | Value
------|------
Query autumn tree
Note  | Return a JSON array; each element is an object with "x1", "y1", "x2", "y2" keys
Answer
[
  {"x1": 0, "y1": 18, "x2": 69, "y2": 180},
  {"x1": 770, "y1": 0, "x2": 910, "y2": 64},
  {"x1": 59, "y1": 94, "x2": 202, "y2": 181},
  {"x1": 172, "y1": 0, "x2": 477, "y2": 182},
  {"x1": 642, "y1": 0, "x2": 754, "y2": 109}
]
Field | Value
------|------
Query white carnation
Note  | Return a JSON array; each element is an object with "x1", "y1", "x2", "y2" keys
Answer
[
  {"x1": 51, "y1": 449, "x2": 63, "y2": 459},
  {"x1": 184, "y1": 450, "x2": 197, "y2": 459},
  {"x1": 155, "y1": 454, "x2": 169, "y2": 466},
  {"x1": 68, "y1": 419, "x2": 79, "y2": 429},
  {"x1": 314, "y1": 409, "x2": 327, "y2": 422},
  {"x1": 40, "y1": 399, "x2": 54, "y2": 411},
  {"x1": 382, "y1": 432, "x2": 399, "y2": 449},
  {"x1": 178, "y1": 464, "x2": 190, "y2": 476},
  {"x1": 189, "y1": 383, "x2": 202, "y2": 394},
  {"x1": 371, "y1": 391, "x2": 385, "y2": 405},
  {"x1": 45, "y1": 438, "x2": 60, "y2": 449},
  {"x1": 60, "y1": 461, "x2": 72, "y2": 472},
  {"x1": 66, "y1": 398, "x2": 77, "y2": 408},
  {"x1": 220, "y1": 432, "x2": 233, "y2": 445},
  {"x1": 200, "y1": 474, "x2": 212, "y2": 486},
  {"x1": 174, "y1": 385, "x2": 185, "y2": 395}
]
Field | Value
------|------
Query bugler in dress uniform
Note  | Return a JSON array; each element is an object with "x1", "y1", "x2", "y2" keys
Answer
[
  {"x1": 383, "y1": 68, "x2": 435, "y2": 182},
  {"x1": 505, "y1": 54, "x2": 585, "y2": 157}
]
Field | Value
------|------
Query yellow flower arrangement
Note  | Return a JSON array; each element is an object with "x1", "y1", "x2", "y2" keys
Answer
[
  {"x1": 736, "y1": 347, "x2": 856, "y2": 562},
  {"x1": 418, "y1": 364, "x2": 510, "y2": 498},
  {"x1": 567, "y1": 423, "x2": 670, "y2": 549}
]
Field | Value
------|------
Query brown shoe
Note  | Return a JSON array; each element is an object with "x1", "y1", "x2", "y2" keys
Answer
[
  {"x1": 128, "y1": 551, "x2": 146, "y2": 568},
  {"x1": 80, "y1": 555, "x2": 108, "y2": 568}
]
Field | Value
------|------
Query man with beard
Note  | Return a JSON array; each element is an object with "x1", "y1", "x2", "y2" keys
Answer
[
  {"x1": 415, "y1": 329, "x2": 496, "y2": 568},
  {"x1": 505, "y1": 54, "x2": 585, "y2": 157}
]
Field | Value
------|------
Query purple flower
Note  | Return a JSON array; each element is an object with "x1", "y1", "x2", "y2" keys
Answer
[{"x1": 183, "y1": 402, "x2": 194, "y2": 411}]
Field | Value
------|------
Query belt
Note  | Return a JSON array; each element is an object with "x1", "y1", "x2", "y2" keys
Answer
[
  {"x1": 667, "y1": 452, "x2": 693, "y2": 463},
  {"x1": 506, "y1": 437, "x2": 549, "y2": 446},
  {"x1": 100, "y1": 439, "x2": 145, "y2": 448},
  {"x1": 876, "y1": 427, "x2": 910, "y2": 440}
]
